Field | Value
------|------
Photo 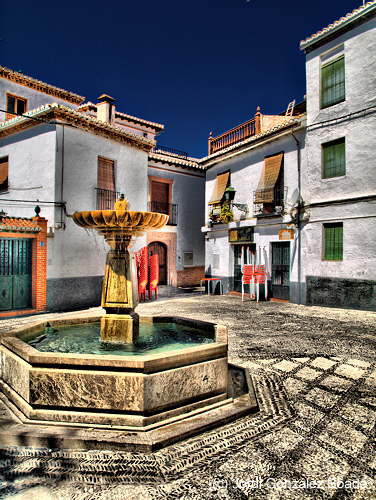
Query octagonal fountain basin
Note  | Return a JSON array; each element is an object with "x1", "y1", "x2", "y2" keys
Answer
[{"x1": 0, "y1": 314, "x2": 258, "y2": 451}]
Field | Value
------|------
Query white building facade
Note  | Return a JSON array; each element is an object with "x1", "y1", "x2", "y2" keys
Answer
[
  {"x1": 0, "y1": 68, "x2": 205, "y2": 314},
  {"x1": 202, "y1": 2, "x2": 376, "y2": 310},
  {"x1": 202, "y1": 109, "x2": 306, "y2": 303},
  {"x1": 300, "y1": 1, "x2": 376, "y2": 309}
]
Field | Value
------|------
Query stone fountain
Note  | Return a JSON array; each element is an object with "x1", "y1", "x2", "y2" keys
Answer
[
  {"x1": 72, "y1": 196, "x2": 168, "y2": 343},
  {"x1": 0, "y1": 198, "x2": 258, "y2": 451}
]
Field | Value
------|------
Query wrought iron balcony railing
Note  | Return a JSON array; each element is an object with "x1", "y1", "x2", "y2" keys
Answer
[
  {"x1": 151, "y1": 145, "x2": 188, "y2": 159},
  {"x1": 95, "y1": 188, "x2": 121, "y2": 210},
  {"x1": 253, "y1": 187, "x2": 285, "y2": 216},
  {"x1": 148, "y1": 201, "x2": 178, "y2": 226}
]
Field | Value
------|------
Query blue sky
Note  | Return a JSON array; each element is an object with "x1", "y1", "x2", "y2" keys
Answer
[{"x1": 1, "y1": 0, "x2": 360, "y2": 157}]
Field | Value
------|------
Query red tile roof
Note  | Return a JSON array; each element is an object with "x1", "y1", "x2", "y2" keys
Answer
[
  {"x1": 0, "y1": 217, "x2": 41, "y2": 232},
  {"x1": 300, "y1": 1, "x2": 376, "y2": 51}
]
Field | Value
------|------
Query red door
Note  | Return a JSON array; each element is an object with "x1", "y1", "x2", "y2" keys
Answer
[{"x1": 148, "y1": 242, "x2": 167, "y2": 285}]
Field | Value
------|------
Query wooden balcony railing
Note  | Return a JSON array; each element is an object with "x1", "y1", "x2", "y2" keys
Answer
[{"x1": 208, "y1": 106, "x2": 261, "y2": 155}]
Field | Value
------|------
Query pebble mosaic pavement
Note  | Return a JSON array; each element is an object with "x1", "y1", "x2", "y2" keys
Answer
[{"x1": 0, "y1": 295, "x2": 375, "y2": 499}]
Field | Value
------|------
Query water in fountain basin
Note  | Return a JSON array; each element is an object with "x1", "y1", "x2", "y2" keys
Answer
[{"x1": 26, "y1": 322, "x2": 214, "y2": 356}]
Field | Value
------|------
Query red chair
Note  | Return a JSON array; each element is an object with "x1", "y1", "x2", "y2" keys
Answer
[
  {"x1": 148, "y1": 253, "x2": 159, "y2": 300},
  {"x1": 135, "y1": 247, "x2": 148, "y2": 301},
  {"x1": 241, "y1": 264, "x2": 267, "y2": 302}
]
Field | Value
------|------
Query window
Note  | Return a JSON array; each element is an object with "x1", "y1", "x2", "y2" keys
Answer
[
  {"x1": 254, "y1": 152, "x2": 284, "y2": 215},
  {"x1": 183, "y1": 252, "x2": 193, "y2": 266},
  {"x1": 6, "y1": 94, "x2": 27, "y2": 119},
  {"x1": 322, "y1": 138, "x2": 345, "y2": 178},
  {"x1": 0, "y1": 157, "x2": 8, "y2": 192},
  {"x1": 96, "y1": 157, "x2": 116, "y2": 209},
  {"x1": 323, "y1": 223, "x2": 343, "y2": 260},
  {"x1": 321, "y1": 56, "x2": 345, "y2": 108}
]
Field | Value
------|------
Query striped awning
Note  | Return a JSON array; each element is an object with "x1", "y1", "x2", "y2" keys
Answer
[
  {"x1": 208, "y1": 171, "x2": 230, "y2": 205},
  {"x1": 255, "y1": 153, "x2": 283, "y2": 203}
]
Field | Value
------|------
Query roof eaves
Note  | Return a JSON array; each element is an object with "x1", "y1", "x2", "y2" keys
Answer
[
  {"x1": 0, "y1": 103, "x2": 155, "y2": 151},
  {"x1": 115, "y1": 110, "x2": 164, "y2": 131},
  {"x1": 300, "y1": 1, "x2": 376, "y2": 52},
  {"x1": 148, "y1": 152, "x2": 203, "y2": 170},
  {"x1": 0, "y1": 66, "x2": 85, "y2": 104}
]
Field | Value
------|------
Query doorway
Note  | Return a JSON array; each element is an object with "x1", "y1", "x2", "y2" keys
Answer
[
  {"x1": 148, "y1": 241, "x2": 168, "y2": 285},
  {"x1": 0, "y1": 238, "x2": 32, "y2": 311},
  {"x1": 271, "y1": 242, "x2": 290, "y2": 300},
  {"x1": 233, "y1": 244, "x2": 256, "y2": 292}
]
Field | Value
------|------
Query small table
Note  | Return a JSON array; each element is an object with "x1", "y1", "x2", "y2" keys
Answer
[{"x1": 200, "y1": 277, "x2": 222, "y2": 295}]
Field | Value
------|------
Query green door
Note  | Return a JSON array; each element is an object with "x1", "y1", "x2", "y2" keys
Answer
[{"x1": 0, "y1": 238, "x2": 32, "y2": 311}]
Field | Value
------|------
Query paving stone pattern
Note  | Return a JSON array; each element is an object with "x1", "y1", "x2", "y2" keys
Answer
[{"x1": 0, "y1": 295, "x2": 375, "y2": 499}]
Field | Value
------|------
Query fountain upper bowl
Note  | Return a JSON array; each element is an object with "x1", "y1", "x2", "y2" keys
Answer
[{"x1": 72, "y1": 210, "x2": 169, "y2": 231}]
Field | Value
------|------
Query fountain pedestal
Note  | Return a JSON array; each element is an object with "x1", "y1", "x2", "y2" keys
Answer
[{"x1": 100, "y1": 231, "x2": 139, "y2": 343}]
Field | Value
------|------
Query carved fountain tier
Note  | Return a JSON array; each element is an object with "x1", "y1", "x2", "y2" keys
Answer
[{"x1": 72, "y1": 199, "x2": 168, "y2": 343}]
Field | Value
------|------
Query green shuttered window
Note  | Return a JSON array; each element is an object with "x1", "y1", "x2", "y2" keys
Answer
[
  {"x1": 322, "y1": 138, "x2": 346, "y2": 178},
  {"x1": 323, "y1": 223, "x2": 343, "y2": 261},
  {"x1": 321, "y1": 56, "x2": 345, "y2": 108}
]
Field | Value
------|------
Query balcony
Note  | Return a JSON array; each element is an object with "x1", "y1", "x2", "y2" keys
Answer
[
  {"x1": 253, "y1": 187, "x2": 285, "y2": 217},
  {"x1": 209, "y1": 118, "x2": 258, "y2": 155},
  {"x1": 152, "y1": 145, "x2": 188, "y2": 159},
  {"x1": 148, "y1": 201, "x2": 178, "y2": 225},
  {"x1": 95, "y1": 188, "x2": 120, "y2": 210}
]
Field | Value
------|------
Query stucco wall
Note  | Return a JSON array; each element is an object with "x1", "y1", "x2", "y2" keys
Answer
[
  {"x1": 205, "y1": 131, "x2": 305, "y2": 224},
  {"x1": 49, "y1": 126, "x2": 149, "y2": 281},
  {"x1": 0, "y1": 124, "x2": 57, "y2": 223},
  {"x1": 148, "y1": 164, "x2": 205, "y2": 272},
  {"x1": 305, "y1": 17, "x2": 376, "y2": 126},
  {"x1": 0, "y1": 79, "x2": 79, "y2": 121},
  {"x1": 204, "y1": 129, "x2": 305, "y2": 300},
  {"x1": 302, "y1": 15, "x2": 376, "y2": 309}
]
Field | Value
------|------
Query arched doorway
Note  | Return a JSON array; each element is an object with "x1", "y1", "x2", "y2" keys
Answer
[{"x1": 148, "y1": 242, "x2": 167, "y2": 285}]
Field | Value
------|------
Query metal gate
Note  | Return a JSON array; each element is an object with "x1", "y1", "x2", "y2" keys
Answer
[
  {"x1": 0, "y1": 238, "x2": 32, "y2": 311},
  {"x1": 271, "y1": 242, "x2": 290, "y2": 300}
]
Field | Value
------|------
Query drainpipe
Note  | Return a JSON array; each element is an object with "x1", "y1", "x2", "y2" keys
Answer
[
  {"x1": 291, "y1": 130, "x2": 302, "y2": 305},
  {"x1": 60, "y1": 124, "x2": 65, "y2": 229}
]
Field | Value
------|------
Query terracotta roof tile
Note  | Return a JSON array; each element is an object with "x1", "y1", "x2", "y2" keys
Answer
[
  {"x1": 149, "y1": 152, "x2": 204, "y2": 170},
  {"x1": 0, "y1": 217, "x2": 40, "y2": 232},
  {"x1": 300, "y1": 1, "x2": 376, "y2": 50},
  {"x1": 0, "y1": 66, "x2": 85, "y2": 104},
  {"x1": 200, "y1": 117, "x2": 303, "y2": 167},
  {"x1": 0, "y1": 103, "x2": 155, "y2": 152}
]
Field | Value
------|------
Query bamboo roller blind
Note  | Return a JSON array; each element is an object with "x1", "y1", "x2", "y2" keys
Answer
[
  {"x1": 208, "y1": 171, "x2": 230, "y2": 205},
  {"x1": 255, "y1": 153, "x2": 284, "y2": 203}
]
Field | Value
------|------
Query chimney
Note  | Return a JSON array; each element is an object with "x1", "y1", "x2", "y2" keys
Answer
[{"x1": 97, "y1": 94, "x2": 115, "y2": 123}]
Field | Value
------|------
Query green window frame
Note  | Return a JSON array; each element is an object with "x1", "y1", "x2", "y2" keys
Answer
[
  {"x1": 323, "y1": 223, "x2": 343, "y2": 261},
  {"x1": 321, "y1": 56, "x2": 345, "y2": 109},
  {"x1": 322, "y1": 138, "x2": 346, "y2": 178}
]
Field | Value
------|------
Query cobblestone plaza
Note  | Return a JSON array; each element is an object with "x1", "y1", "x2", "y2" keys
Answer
[{"x1": 0, "y1": 294, "x2": 375, "y2": 499}]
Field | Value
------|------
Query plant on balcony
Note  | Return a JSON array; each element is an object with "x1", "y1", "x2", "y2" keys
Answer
[
  {"x1": 208, "y1": 205, "x2": 221, "y2": 223},
  {"x1": 219, "y1": 201, "x2": 233, "y2": 224}
]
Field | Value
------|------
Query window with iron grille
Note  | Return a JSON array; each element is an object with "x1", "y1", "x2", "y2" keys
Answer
[
  {"x1": 0, "y1": 157, "x2": 8, "y2": 192},
  {"x1": 6, "y1": 94, "x2": 27, "y2": 119},
  {"x1": 323, "y1": 222, "x2": 343, "y2": 261},
  {"x1": 96, "y1": 157, "x2": 117, "y2": 209},
  {"x1": 321, "y1": 56, "x2": 345, "y2": 109},
  {"x1": 322, "y1": 138, "x2": 345, "y2": 178}
]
